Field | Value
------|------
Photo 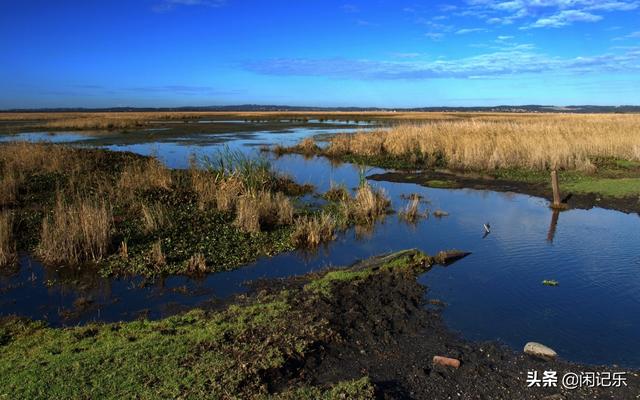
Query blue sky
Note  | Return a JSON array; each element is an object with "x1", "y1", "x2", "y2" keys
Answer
[{"x1": 1, "y1": 0, "x2": 639, "y2": 108}]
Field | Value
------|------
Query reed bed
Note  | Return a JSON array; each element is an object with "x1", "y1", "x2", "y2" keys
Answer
[
  {"x1": 140, "y1": 202, "x2": 171, "y2": 234},
  {"x1": 347, "y1": 183, "x2": 391, "y2": 224},
  {"x1": 326, "y1": 114, "x2": 640, "y2": 171},
  {"x1": 292, "y1": 212, "x2": 337, "y2": 247},
  {"x1": 234, "y1": 190, "x2": 294, "y2": 233},
  {"x1": 118, "y1": 158, "x2": 172, "y2": 192},
  {"x1": 0, "y1": 211, "x2": 17, "y2": 267},
  {"x1": 37, "y1": 196, "x2": 113, "y2": 264}
]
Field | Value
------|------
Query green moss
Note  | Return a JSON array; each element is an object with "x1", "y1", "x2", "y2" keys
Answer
[
  {"x1": 563, "y1": 177, "x2": 640, "y2": 197},
  {"x1": 304, "y1": 270, "x2": 373, "y2": 297},
  {"x1": 304, "y1": 250, "x2": 430, "y2": 297},
  {"x1": 425, "y1": 179, "x2": 458, "y2": 188}
]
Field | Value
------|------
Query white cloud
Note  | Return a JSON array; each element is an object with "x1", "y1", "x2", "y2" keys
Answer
[
  {"x1": 456, "y1": 28, "x2": 489, "y2": 34},
  {"x1": 244, "y1": 46, "x2": 640, "y2": 80},
  {"x1": 341, "y1": 4, "x2": 359, "y2": 13},
  {"x1": 425, "y1": 32, "x2": 445, "y2": 40},
  {"x1": 461, "y1": 0, "x2": 638, "y2": 28},
  {"x1": 529, "y1": 9, "x2": 602, "y2": 27},
  {"x1": 152, "y1": 0, "x2": 225, "y2": 12}
]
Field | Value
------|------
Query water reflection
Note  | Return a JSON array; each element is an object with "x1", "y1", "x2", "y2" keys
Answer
[{"x1": 0, "y1": 125, "x2": 639, "y2": 368}]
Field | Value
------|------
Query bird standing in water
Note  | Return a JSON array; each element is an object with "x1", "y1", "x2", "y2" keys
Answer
[{"x1": 482, "y1": 223, "x2": 491, "y2": 238}]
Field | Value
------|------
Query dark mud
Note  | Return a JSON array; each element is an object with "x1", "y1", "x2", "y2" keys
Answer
[
  {"x1": 369, "y1": 170, "x2": 640, "y2": 215},
  {"x1": 262, "y1": 250, "x2": 640, "y2": 399}
]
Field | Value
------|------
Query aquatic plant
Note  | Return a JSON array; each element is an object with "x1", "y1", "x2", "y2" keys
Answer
[{"x1": 201, "y1": 147, "x2": 274, "y2": 192}]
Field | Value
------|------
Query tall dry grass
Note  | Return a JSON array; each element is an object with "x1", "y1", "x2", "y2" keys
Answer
[
  {"x1": 234, "y1": 191, "x2": 294, "y2": 233},
  {"x1": 0, "y1": 170, "x2": 20, "y2": 206},
  {"x1": 0, "y1": 211, "x2": 17, "y2": 267},
  {"x1": 327, "y1": 114, "x2": 640, "y2": 171},
  {"x1": 292, "y1": 213, "x2": 337, "y2": 247},
  {"x1": 118, "y1": 158, "x2": 172, "y2": 192},
  {"x1": 345, "y1": 183, "x2": 390, "y2": 224},
  {"x1": 140, "y1": 202, "x2": 171, "y2": 233},
  {"x1": 0, "y1": 142, "x2": 77, "y2": 174},
  {"x1": 37, "y1": 196, "x2": 113, "y2": 265}
]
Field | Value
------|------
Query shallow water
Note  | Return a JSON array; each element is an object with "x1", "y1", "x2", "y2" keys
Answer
[{"x1": 1, "y1": 124, "x2": 639, "y2": 368}]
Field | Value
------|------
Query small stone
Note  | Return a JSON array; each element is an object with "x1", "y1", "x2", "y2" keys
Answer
[
  {"x1": 524, "y1": 342, "x2": 557, "y2": 360},
  {"x1": 433, "y1": 355, "x2": 461, "y2": 368}
]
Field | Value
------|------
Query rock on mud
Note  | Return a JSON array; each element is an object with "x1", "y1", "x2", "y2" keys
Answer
[
  {"x1": 433, "y1": 355, "x2": 461, "y2": 368},
  {"x1": 524, "y1": 342, "x2": 558, "y2": 360}
]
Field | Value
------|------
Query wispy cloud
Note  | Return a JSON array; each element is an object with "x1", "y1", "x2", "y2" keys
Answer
[
  {"x1": 243, "y1": 46, "x2": 640, "y2": 80},
  {"x1": 456, "y1": 27, "x2": 489, "y2": 34},
  {"x1": 425, "y1": 32, "x2": 445, "y2": 40},
  {"x1": 126, "y1": 85, "x2": 239, "y2": 95},
  {"x1": 613, "y1": 31, "x2": 640, "y2": 40},
  {"x1": 461, "y1": 0, "x2": 638, "y2": 28},
  {"x1": 152, "y1": 0, "x2": 226, "y2": 13},
  {"x1": 529, "y1": 9, "x2": 602, "y2": 28},
  {"x1": 341, "y1": 4, "x2": 359, "y2": 13}
]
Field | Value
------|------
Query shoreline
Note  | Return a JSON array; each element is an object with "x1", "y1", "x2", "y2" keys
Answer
[{"x1": 2, "y1": 250, "x2": 638, "y2": 399}]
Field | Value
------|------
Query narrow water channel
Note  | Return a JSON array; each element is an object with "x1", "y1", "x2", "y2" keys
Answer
[{"x1": 1, "y1": 125, "x2": 639, "y2": 368}]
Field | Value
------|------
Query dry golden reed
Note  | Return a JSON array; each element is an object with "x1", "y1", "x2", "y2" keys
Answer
[
  {"x1": 140, "y1": 202, "x2": 171, "y2": 233},
  {"x1": 37, "y1": 196, "x2": 113, "y2": 265},
  {"x1": 234, "y1": 190, "x2": 295, "y2": 233},
  {"x1": 150, "y1": 241, "x2": 166, "y2": 266},
  {"x1": 118, "y1": 158, "x2": 172, "y2": 192},
  {"x1": 327, "y1": 114, "x2": 640, "y2": 171},
  {"x1": 186, "y1": 253, "x2": 207, "y2": 274},
  {"x1": 292, "y1": 213, "x2": 337, "y2": 247},
  {"x1": 0, "y1": 211, "x2": 17, "y2": 267}
]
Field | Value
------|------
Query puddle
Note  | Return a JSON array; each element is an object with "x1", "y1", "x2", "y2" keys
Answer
[{"x1": 1, "y1": 124, "x2": 639, "y2": 368}]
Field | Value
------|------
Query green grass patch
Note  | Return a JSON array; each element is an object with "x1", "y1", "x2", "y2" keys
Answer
[
  {"x1": 0, "y1": 292, "x2": 355, "y2": 399},
  {"x1": 304, "y1": 250, "x2": 430, "y2": 297},
  {"x1": 614, "y1": 159, "x2": 640, "y2": 169},
  {"x1": 304, "y1": 270, "x2": 373, "y2": 297},
  {"x1": 563, "y1": 177, "x2": 640, "y2": 197},
  {"x1": 425, "y1": 179, "x2": 458, "y2": 188}
]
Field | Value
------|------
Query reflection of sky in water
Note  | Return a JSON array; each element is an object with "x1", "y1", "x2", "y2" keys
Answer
[
  {"x1": 1, "y1": 126, "x2": 639, "y2": 367},
  {"x1": 0, "y1": 131, "x2": 96, "y2": 143}
]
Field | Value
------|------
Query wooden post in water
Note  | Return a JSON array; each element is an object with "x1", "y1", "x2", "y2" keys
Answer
[{"x1": 550, "y1": 169, "x2": 561, "y2": 208}]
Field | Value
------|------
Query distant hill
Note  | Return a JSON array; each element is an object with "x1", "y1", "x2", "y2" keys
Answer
[{"x1": 3, "y1": 104, "x2": 640, "y2": 113}]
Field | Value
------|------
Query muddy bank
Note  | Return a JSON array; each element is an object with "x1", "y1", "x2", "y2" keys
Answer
[
  {"x1": 241, "y1": 250, "x2": 640, "y2": 399},
  {"x1": 1, "y1": 249, "x2": 638, "y2": 398},
  {"x1": 369, "y1": 170, "x2": 640, "y2": 215}
]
